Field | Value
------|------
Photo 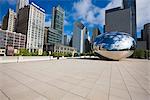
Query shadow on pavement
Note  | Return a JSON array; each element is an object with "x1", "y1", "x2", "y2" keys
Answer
[{"x1": 75, "y1": 57, "x2": 119, "y2": 61}]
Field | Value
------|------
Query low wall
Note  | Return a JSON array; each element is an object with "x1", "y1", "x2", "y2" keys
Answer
[{"x1": 0, "y1": 56, "x2": 66, "y2": 63}]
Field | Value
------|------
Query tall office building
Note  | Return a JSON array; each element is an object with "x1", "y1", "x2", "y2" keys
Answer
[
  {"x1": 92, "y1": 27, "x2": 101, "y2": 42},
  {"x1": 123, "y1": 0, "x2": 136, "y2": 38},
  {"x1": 72, "y1": 22, "x2": 88, "y2": 53},
  {"x1": 64, "y1": 35, "x2": 67, "y2": 45},
  {"x1": 69, "y1": 36, "x2": 73, "y2": 47},
  {"x1": 44, "y1": 27, "x2": 49, "y2": 45},
  {"x1": 16, "y1": 2, "x2": 45, "y2": 53},
  {"x1": 64, "y1": 35, "x2": 70, "y2": 46},
  {"x1": 140, "y1": 29, "x2": 144, "y2": 41},
  {"x1": 143, "y1": 23, "x2": 150, "y2": 50},
  {"x1": 47, "y1": 28, "x2": 61, "y2": 44},
  {"x1": 16, "y1": 0, "x2": 29, "y2": 13},
  {"x1": 2, "y1": 9, "x2": 16, "y2": 32},
  {"x1": 105, "y1": 0, "x2": 137, "y2": 39},
  {"x1": 51, "y1": 5, "x2": 65, "y2": 44},
  {"x1": 123, "y1": 0, "x2": 136, "y2": 10}
]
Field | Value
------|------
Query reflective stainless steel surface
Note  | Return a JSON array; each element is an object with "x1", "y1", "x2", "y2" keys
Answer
[{"x1": 93, "y1": 32, "x2": 136, "y2": 60}]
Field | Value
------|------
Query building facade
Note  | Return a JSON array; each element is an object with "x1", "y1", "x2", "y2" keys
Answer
[
  {"x1": 16, "y1": 2, "x2": 45, "y2": 52},
  {"x1": 105, "y1": 8, "x2": 132, "y2": 34},
  {"x1": 44, "y1": 27, "x2": 62, "y2": 45},
  {"x1": 73, "y1": 22, "x2": 88, "y2": 53},
  {"x1": 92, "y1": 27, "x2": 101, "y2": 43},
  {"x1": 105, "y1": 0, "x2": 137, "y2": 39},
  {"x1": 137, "y1": 41, "x2": 147, "y2": 50},
  {"x1": 123, "y1": 0, "x2": 137, "y2": 38},
  {"x1": 43, "y1": 43, "x2": 77, "y2": 56},
  {"x1": 0, "y1": 29, "x2": 26, "y2": 49},
  {"x1": 2, "y1": 9, "x2": 16, "y2": 32},
  {"x1": 16, "y1": 0, "x2": 29, "y2": 13},
  {"x1": 64, "y1": 35, "x2": 70, "y2": 46},
  {"x1": 143, "y1": 23, "x2": 150, "y2": 50},
  {"x1": 44, "y1": 27, "x2": 49, "y2": 45},
  {"x1": 51, "y1": 5, "x2": 65, "y2": 44},
  {"x1": 137, "y1": 29, "x2": 144, "y2": 41},
  {"x1": 64, "y1": 35, "x2": 67, "y2": 46}
]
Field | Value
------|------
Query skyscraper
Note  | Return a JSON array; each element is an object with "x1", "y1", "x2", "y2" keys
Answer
[
  {"x1": 16, "y1": 0, "x2": 29, "y2": 13},
  {"x1": 105, "y1": 0, "x2": 137, "y2": 39},
  {"x1": 73, "y1": 21, "x2": 88, "y2": 53},
  {"x1": 123, "y1": 0, "x2": 136, "y2": 38},
  {"x1": 123, "y1": 0, "x2": 136, "y2": 10},
  {"x1": 44, "y1": 27, "x2": 49, "y2": 45},
  {"x1": 47, "y1": 28, "x2": 61, "y2": 44},
  {"x1": 51, "y1": 5, "x2": 65, "y2": 44},
  {"x1": 92, "y1": 27, "x2": 101, "y2": 43},
  {"x1": 64, "y1": 35, "x2": 69, "y2": 46},
  {"x1": 143, "y1": 23, "x2": 150, "y2": 50},
  {"x1": 2, "y1": 9, "x2": 16, "y2": 32},
  {"x1": 16, "y1": 2, "x2": 45, "y2": 53}
]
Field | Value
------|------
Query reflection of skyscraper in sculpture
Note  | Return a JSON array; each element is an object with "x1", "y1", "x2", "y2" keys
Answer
[
  {"x1": 16, "y1": 0, "x2": 29, "y2": 13},
  {"x1": 92, "y1": 27, "x2": 101, "y2": 43},
  {"x1": 105, "y1": 0, "x2": 137, "y2": 39},
  {"x1": 93, "y1": 32, "x2": 136, "y2": 60},
  {"x1": 73, "y1": 22, "x2": 88, "y2": 53}
]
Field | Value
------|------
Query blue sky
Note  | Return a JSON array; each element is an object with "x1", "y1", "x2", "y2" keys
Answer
[{"x1": 0, "y1": 0, "x2": 150, "y2": 38}]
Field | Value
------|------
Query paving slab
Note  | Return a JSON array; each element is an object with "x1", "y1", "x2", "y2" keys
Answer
[{"x1": 0, "y1": 58, "x2": 149, "y2": 100}]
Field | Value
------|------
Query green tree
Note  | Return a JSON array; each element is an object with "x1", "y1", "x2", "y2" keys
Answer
[
  {"x1": 19, "y1": 48, "x2": 30, "y2": 56},
  {"x1": 64, "y1": 53, "x2": 72, "y2": 57},
  {"x1": 42, "y1": 51, "x2": 48, "y2": 56},
  {"x1": 133, "y1": 49, "x2": 145, "y2": 59},
  {"x1": 74, "y1": 53, "x2": 79, "y2": 57}
]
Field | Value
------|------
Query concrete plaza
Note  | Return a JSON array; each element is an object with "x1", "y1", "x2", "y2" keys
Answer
[{"x1": 0, "y1": 58, "x2": 150, "y2": 100}]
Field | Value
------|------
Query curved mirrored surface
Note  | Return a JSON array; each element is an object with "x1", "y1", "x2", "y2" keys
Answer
[{"x1": 93, "y1": 32, "x2": 136, "y2": 60}]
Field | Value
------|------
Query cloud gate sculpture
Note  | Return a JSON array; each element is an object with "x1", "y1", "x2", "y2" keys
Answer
[{"x1": 93, "y1": 32, "x2": 136, "y2": 60}]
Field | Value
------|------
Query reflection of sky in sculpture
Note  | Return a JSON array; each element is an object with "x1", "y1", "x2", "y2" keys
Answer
[{"x1": 94, "y1": 32, "x2": 136, "y2": 51}]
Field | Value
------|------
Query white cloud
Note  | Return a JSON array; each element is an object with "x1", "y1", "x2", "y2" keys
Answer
[
  {"x1": 45, "y1": 19, "x2": 51, "y2": 27},
  {"x1": 64, "y1": 19, "x2": 69, "y2": 26},
  {"x1": 73, "y1": 0, "x2": 150, "y2": 32},
  {"x1": 104, "y1": 0, "x2": 122, "y2": 10},
  {"x1": 73, "y1": 0, "x2": 102, "y2": 25},
  {"x1": 73, "y1": 0, "x2": 122, "y2": 26},
  {"x1": 136, "y1": 0, "x2": 150, "y2": 31}
]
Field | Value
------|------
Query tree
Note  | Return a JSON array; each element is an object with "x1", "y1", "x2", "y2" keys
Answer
[
  {"x1": 19, "y1": 48, "x2": 30, "y2": 56},
  {"x1": 74, "y1": 53, "x2": 79, "y2": 57},
  {"x1": 64, "y1": 53, "x2": 72, "y2": 57},
  {"x1": 133, "y1": 49, "x2": 145, "y2": 59},
  {"x1": 42, "y1": 51, "x2": 48, "y2": 56}
]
